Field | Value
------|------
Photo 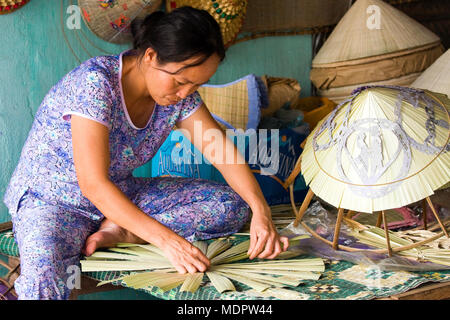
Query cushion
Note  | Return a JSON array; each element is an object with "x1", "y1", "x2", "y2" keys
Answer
[{"x1": 198, "y1": 74, "x2": 268, "y2": 131}]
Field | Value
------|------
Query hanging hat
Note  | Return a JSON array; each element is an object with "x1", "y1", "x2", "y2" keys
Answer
[
  {"x1": 310, "y1": 0, "x2": 444, "y2": 103},
  {"x1": 411, "y1": 49, "x2": 450, "y2": 99},
  {"x1": 301, "y1": 85, "x2": 450, "y2": 214},
  {"x1": 0, "y1": 0, "x2": 29, "y2": 14},
  {"x1": 166, "y1": 0, "x2": 248, "y2": 47},
  {"x1": 78, "y1": 0, "x2": 162, "y2": 44},
  {"x1": 240, "y1": 0, "x2": 350, "y2": 35}
]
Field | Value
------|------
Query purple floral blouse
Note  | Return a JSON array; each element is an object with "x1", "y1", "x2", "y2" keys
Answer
[{"x1": 3, "y1": 51, "x2": 203, "y2": 221}]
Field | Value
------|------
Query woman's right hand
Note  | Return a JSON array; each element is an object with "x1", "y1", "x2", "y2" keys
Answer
[{"x1": 159, "y1": 234, "x2": 210, "y2": 274}]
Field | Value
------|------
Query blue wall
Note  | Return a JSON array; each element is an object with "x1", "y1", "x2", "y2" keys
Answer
[
  {"x1": 209, "y1": 35, "x2": 311, "y2": 96},
  {"x1": 0, "y1": 0, "x2": 129, "y2": 223},
  {"x1": 0, "y1": 0, "x2": 312, "y2": 224}
]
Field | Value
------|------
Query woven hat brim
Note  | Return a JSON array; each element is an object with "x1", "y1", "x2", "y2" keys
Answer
[
  {"x1": 317, "y1": 73, "x2": 422, "y2": 104},
  {"x1": 311, "y1": 43, "x2": 443, "y2": 89}
]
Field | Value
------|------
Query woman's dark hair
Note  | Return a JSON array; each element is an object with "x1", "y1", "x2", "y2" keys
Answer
[{"x1": 131, "y1": 6, "x2": 225, "y2": 69}]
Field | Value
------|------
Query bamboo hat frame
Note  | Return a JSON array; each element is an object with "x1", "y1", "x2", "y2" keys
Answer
[{"x1": 283, "y1": 86, "x2": 450, "y2": 257}]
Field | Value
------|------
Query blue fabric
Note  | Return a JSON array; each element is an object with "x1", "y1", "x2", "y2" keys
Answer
[
  {"x1": 225, "y1": 127, "x2": 308, "y2": 205},
  {"x1": 152, "y1": 128, "x2": 308, "y2": 205}
]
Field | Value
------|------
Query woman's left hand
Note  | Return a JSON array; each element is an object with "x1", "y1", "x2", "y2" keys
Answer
[{"x1": 247, "y1": 208, "x2": 289, "y2": 260}]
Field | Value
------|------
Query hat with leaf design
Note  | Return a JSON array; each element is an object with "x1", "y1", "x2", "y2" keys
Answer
[{"x1": 301, "y1": 85, "x2": 450, "y2": 214}]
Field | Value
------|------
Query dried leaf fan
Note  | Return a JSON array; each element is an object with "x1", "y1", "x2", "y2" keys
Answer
[{"x1": 81, "y1": 236, "x2": 325, "y2": 294}]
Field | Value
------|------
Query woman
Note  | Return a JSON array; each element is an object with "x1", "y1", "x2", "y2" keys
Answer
[{"x1": 3, "y1": 7, "x2": 288, "y2": 300}]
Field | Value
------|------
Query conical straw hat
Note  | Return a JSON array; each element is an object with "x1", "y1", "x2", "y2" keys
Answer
[
  {"x1": 0, "y1": 0, "x2": 29, "y2": 14},
  {"x1": 411, "y1": 49, "x2": 450, "y2": 98},
  {"x1": 312, "y1": 0, "x2": 441, "y2": 66},
  {"x1": 301, "y1": 86, "x2": 450, "y2": 213},
  {"x1": 78, "y1": 0, "x2": 162, "y2": 44},
  {"x1": 166, "y1": 0, "x2": 248, "y2": 47}
]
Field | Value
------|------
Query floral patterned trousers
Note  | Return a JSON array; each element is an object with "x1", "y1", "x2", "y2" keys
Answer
[{"x1": 11, "y1": 177, "x2": 250, "y2": 299}]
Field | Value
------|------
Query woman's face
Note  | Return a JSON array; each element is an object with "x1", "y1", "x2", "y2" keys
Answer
[{"x1": 140, "y1": 48, "x2": 221, "y2": 106}]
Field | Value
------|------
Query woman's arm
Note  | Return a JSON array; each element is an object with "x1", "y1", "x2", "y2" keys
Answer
[
  {"x1": 70, "y1": 115, "x2": 210, "y2": 274},
  {"x1": 177, "y1": 104, "x2": 289, "y2": 260}
]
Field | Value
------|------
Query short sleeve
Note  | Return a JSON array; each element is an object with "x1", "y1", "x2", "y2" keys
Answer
[
  {"x1": 62, "y1": 68, "x2": 113, "y2": 129},
  {"x1": 176, "y1": 91, "x2": 204, "y2": 123}
]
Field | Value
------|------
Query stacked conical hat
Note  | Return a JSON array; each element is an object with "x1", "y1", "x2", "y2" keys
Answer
[
  {"x1": 78, "y1": 0, "x2": 162, "y2": 44},
  {"x1": 411, "y1": 49, "x2": 450, "y2": 98},
  {"x1": 301, "y1": 85, "x2": 450, "y2": 213},
  {"x1": 310, "y1": 0, "x2": 444, "y2": 104}
]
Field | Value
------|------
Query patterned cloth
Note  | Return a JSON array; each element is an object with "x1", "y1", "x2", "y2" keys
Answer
[
  {"x1": 3, "y1": 50, "x2": 203, "y2": 221},
  {"x1": 11, "y1": 192, "x2": 100, "y2": 300},
  {"x1": 1, "y1": 50, "x2": 250, "y2": 299}
]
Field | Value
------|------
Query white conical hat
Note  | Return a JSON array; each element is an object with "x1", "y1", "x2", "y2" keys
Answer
[
  {"x1": 301, "y1": 86, "x2": 450, "y2": 213},
  {"x1": 312, "y1": 0, "x2": 441, "y2": 66},
  {"x1": 411, "y1": 50, "x2": 450, "y2": 98}
]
